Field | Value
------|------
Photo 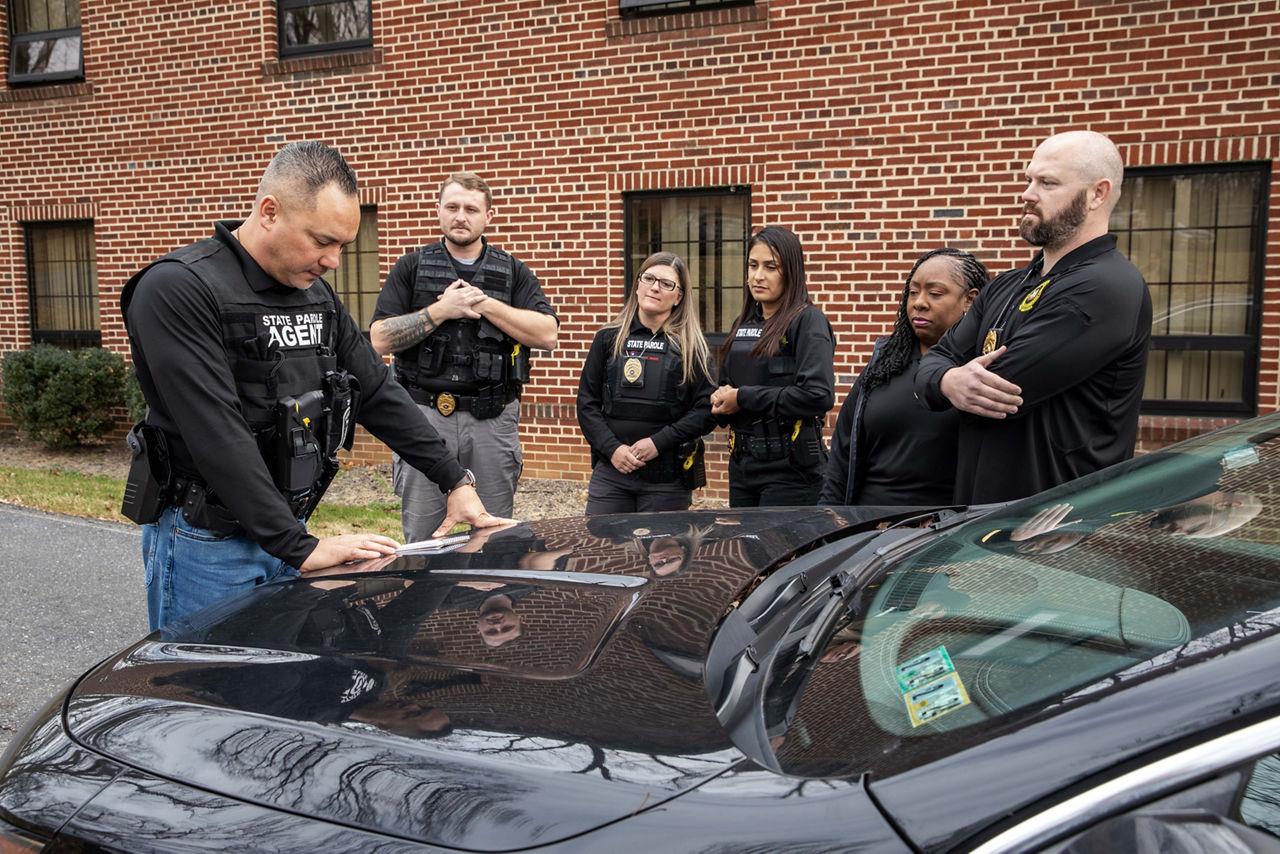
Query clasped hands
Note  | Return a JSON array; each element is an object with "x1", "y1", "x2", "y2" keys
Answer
[{"x1": 612, "y1": 437, "x2": 659, "y2": 475}]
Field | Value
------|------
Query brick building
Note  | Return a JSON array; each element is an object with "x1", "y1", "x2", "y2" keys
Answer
[{"x1": 1, "y1": 0, "x2": 1277, "y2": 498}]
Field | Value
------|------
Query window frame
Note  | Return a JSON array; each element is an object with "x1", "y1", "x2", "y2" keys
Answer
[
  {"x1": 623, "y1": 186, "x2": 751, "y2": 345},
  {"x1": 277, "y1": 0, "x2": 373, "y2": 59},
  {"x1": 328, "y1": 204, "x2": 380, "y2": 336},
  {"x1": 7, "y1": 0, "x2": 83, "y2": 85},
  {"x1": 619, "y1": 0, "x2": 753, "y2": 18},
  {"x1": 23, "y1": 219, "x2": 100, "y2": 349},
  {"x1": 1111, "y1": 161, "x2": 1270, "y2": 418}
]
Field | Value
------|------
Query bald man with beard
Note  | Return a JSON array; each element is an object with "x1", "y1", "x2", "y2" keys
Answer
[{"x1": 915, "y1": 131, "x2": 1151, "y2": 504}]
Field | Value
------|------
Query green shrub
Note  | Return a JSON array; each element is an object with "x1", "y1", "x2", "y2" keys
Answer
[
  {"x1": 1, "y1": 344, "x2": 128, "y2": 447},
  {"x1": 124, "y1": 363, "x2": 147, "y2": 424}
]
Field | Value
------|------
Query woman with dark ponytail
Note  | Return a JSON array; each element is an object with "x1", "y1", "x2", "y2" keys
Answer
[
  {"x1": 711, "y1": 226, "x2": 836, "y2": 506},
  {"x1": 820, "y1": 248, "x2": 989, "y2": 506}
]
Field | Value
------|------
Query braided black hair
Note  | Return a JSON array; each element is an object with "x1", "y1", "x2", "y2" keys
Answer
[{"x1": 860, "y1": 248, "x2": 990, "y2": 394}]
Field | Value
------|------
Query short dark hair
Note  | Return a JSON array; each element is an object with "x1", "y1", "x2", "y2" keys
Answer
[{"x1": 258, "y1": 140, "x2": 358, "y2": 209}]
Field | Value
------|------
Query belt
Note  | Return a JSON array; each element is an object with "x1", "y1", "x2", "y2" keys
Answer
[{"x1": 408, "y1": 387, "x2": 519, "y2": 416}]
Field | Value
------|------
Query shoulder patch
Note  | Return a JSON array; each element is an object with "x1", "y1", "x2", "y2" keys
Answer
[{"x1": 1018, "y1": 278, "x2": 1051, "y2": 313}]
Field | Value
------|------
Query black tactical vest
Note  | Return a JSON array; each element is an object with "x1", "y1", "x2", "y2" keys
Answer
[
  {"x1": 602, "y1": 328, "x2": 685, "y2": 422},
  {"x1": 394, "y1": 240, "x2": 531, "y2": 393},
  {"x1": 722, "y1": 322, "x2": 798, "y2": 391},
  {"x1": 122, "y1": 238, "x2": 348, "y2": 495}
]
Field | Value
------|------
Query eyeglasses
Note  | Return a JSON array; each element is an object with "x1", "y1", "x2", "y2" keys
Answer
[{"x1": 638, "y1": 272, "x2": 681, "y2": 292}]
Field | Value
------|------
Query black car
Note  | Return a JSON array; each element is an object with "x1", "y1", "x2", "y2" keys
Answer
[{"x1": 4, "y1": 416, "x2": 1280, "y2": 852}]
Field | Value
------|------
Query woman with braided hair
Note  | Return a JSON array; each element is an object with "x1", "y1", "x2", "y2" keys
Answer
[{"x1": 820, "y1": 248, "x2": 989, "y2": 506}]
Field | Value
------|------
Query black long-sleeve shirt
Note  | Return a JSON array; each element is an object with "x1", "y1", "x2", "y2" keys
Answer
[
  {"x1": 914, "y1": 235, "x2": 1151, "y2": 504},
  {"x1": 125, "y1": 221, "x2": 465, "y2": 568},
  {"x1": 821, "y1": 347, "x2": 961, "y2": 505},
  {"x1": 577, "y1": 319, "x2": 715, "y2": 461}
]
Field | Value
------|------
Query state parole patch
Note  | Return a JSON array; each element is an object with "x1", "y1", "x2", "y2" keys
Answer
[{"x1": 1018, "y1": 278, "x2": 1051, "y2": 312}]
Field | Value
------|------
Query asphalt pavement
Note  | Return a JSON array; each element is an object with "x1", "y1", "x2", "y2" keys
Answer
[{"x1": 0, "y1": 503, "x2": 146, "y2": 754}]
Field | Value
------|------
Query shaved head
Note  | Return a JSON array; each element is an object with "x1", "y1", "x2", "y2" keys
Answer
[{"x1": 1036, "y1": 131, "x2": 1124, "y2": 211}]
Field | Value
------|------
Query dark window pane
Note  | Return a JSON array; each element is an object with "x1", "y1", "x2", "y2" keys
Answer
[
  {"x1": 329, "y1": 206, "x2": 380, "y2": 332},
  {"x1": 620, "y1": 0, "x2": 752, "y2": 18},
  {"x1": 1111, "y1": 164, "x2": 1267, "y2": 415},
  {"x1": 12, "y1": 32, "x2": 81, "y2": 77},
  {"x1": 25, "y1": 221, "x2": 99, "y2": 348},
  {"x1": 625, "y1": 189, "x2": 750, "y2": 336},
  {"x1": 279, "y1": 0, "x2": 372, "y2": 55}
]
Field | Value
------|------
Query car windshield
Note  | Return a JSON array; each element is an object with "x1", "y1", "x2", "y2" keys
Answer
[{"x1": 759, "y1": 416, "x2": 1280, "y2": 778}]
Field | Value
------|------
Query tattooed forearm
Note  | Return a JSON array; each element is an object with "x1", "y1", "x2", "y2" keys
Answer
[{"x1": 378, "y1": 309, "x2": 436, "y2": 352}]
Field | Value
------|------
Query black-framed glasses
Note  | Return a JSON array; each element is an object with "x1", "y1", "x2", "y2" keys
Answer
[{"x1": 638, "y1": 272, "x2": 681, "y2": 292}]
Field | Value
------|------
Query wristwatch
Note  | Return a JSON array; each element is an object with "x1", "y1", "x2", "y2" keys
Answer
[{"x1": 450, "y1": 469, "x2": 477, "y2": 492}]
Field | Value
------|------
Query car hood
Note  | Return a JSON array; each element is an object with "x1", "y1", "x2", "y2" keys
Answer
[{"x1": 66, "y1": 508, "x2": 862, "y2": 849}]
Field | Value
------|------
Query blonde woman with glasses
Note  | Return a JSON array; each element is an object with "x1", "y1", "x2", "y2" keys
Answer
[{"x1": 577, "y1": 252, "x2": 715, "y2": 514}]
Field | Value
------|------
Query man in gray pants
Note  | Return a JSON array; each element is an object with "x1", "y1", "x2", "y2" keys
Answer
[{"x1": 371, "y1": 173, "x2": 558, "y2": 541}]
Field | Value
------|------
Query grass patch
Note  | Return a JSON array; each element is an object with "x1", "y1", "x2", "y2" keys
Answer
[
  {"x1": 0, "y1": 466, "x2": 404, "y2": 540},
  {"x1": 308, "y1": 502, "x2": 404, "y2": 540},
  {"x1": 0, "y1": 466, "x2": 128, "y2": 522}
]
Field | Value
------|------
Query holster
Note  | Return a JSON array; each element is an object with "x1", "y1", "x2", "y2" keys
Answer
[
  {"x1": 678, "y1": 438, "x2": 706, "y2": 490},
  {"x1": 121, "y1": 421, "x2": 172, "y2": 525}
]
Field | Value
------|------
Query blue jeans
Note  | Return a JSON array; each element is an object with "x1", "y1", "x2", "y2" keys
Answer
[{"x1": 142, "y1": 505, "x2": 298, "y2": 631}]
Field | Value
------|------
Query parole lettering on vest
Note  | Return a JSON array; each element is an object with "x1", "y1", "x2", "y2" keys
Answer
[
  {"x1": 624, "y1": 338, "x2": 667, "y2": 352},
  {"x1": 262, "y1": 312, "x2": 328, "y2": 349},
  {"x1": 736, "y1": 326, "x2": 763, "y2": 339}
]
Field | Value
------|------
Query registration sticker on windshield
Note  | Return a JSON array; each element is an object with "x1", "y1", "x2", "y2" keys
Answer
[
  {"x1": 895, "y1": 645, "x2": 955, "y2": 692},
  {"x1": 905, "y1": 672, "x2": 971, "y2": 727}
]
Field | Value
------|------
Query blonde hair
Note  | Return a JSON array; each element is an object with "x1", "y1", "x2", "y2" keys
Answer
[{"x1": 604, "y1": 252, "x2": 711, "y2": 387}]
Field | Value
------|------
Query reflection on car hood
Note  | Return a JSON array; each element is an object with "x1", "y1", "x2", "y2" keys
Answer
[{"x1": 66, "y1": 508, "x2": 856, "y2": 849}]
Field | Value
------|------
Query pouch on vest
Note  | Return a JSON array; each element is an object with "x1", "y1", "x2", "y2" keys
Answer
[
  {"x1": 322, "y1": 370, "x2": 361, "y2": 456},
  {"x1": 476, "y1": 350, "x2": 503, "y2": 383},
  {"x1": 511, "y1": 342, "x2": 530, "y2": 384},
  {"x1": 417, "y1": 333, "x2": 450, "y2": 378},
  {"x1": 121, "y1": 421, "x2": 171, "y2": 525},
  {"x1": 273, "y1": 390, "x2": 325, "y2": 494}
]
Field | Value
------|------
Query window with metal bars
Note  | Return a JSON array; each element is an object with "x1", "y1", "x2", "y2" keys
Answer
[
  {"x1": 24, "y1": 221, "x2": 99, "y2": 348},
  {"x1": 624, "y1": 188, "x2": 750, "y2": 342},
  {"x1": 1110, "y1": 163, "x2": 1269, "y2": 416}
]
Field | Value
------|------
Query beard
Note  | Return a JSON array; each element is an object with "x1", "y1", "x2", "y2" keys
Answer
[
  {"x1": 444, "y1": 231, "x2": 481, "y2": 248},
  {"x1": 1020, "y1": 188, "x2": 1089, "y2": 248}
]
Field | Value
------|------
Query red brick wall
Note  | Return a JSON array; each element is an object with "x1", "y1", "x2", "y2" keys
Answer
[{"x1": 1, "y1": 1, "x2": 1277, "y2": 500}]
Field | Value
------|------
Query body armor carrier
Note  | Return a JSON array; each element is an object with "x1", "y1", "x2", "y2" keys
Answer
[
  {"x1": 394, "y1": 241, "x2": 531, "y2": 394},
  {"x1": 120, "y1": 238, "x2": 359, "y2": 528},
  {"x1": 722, "y1": 320, "x2": 822, "y2": 465}
]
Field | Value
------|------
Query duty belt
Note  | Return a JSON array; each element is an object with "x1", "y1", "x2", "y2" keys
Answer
[
  {"x1": 730, "y1": 417, "x2": 822, "y2": 461},
  {"x1": 408, "y1": 386, "x2": 519, "y2": 417}
]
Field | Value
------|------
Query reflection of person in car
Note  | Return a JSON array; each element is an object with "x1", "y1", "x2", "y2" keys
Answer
[
  {"x1": 647, "y1": 537, "x2": 689, "y2": 577},
  {"x1": 477, "y1": 593, "x2": 525, "y2": 647},
  {"x1": 1006, "y1": 490, "x2": 1263, "y2": 555}
]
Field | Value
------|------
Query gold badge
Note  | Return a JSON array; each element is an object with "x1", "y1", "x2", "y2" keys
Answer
[
  {"x1": 982, "y1": 329, "x2": 999, "y2": 355},
  {"x1": 436, "y1": 392, "x2": 457, "y2": 416},
  {"x1": 623, "y1": 357, "x2": 643, "y2": 383},
  {"x1": 1019, "y1": 278, "x2": 1051, "y2": 312},
  {"x1": 727, "y1": 431, "x2": 736, "y2": 453}
]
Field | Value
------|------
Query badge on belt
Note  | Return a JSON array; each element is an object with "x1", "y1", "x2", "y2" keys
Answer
[{"x1": 436, "y1": 392, "x2": 457, "y2": 416}]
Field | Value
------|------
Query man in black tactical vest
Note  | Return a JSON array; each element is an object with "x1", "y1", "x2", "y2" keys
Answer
[
  {"x1": 122, "y1": 142, "x2": 509, "y2": 632},
  {"x1": 371, "y1": 173, "x2": 558, "y2": 543}
]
